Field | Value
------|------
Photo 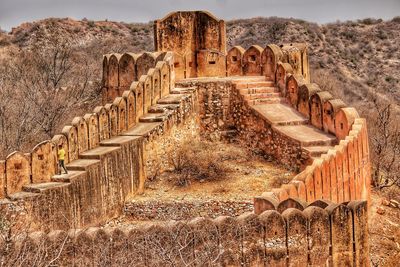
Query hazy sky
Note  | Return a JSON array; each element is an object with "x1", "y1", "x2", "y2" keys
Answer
[{"x1": 1, "y1": 0, "x2": 399, "y2": 31}]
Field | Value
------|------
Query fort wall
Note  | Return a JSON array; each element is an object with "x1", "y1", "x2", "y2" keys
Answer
[
  {"x1": 1, "y1": 199, "x2": 368, "y2": 266},
  {"x1": 0, "y1": 11, "x2": 372, "y2": 266}
]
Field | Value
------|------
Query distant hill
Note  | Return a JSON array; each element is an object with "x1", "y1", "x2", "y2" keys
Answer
[{"x1": 1, "y1": 16, "x2": 399, "y2": 108}]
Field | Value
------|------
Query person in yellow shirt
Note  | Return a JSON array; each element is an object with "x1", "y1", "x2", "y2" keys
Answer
[{"x1": 57, "y1": 144, "x2": 68, "y2": 174}]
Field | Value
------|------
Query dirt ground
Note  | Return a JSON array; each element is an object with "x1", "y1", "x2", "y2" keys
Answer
[
  {"x1": 133, "y1": 140, "x2": 294, "y2": 202},
  {"x1": 369, "y1": 187, "x2": 400, "y2": 266},
  {"x1": 120, "y1": 140, "x2": 400, "y2": 266}
]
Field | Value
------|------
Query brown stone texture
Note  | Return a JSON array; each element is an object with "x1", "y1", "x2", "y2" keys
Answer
[
  {"x1": 328, "y1": 150, "x2": 339, "y2": 203},
  {"x1": 0, "y1": 161, "x2": 5, "y2": 198},
  {"x1": 31, "y1": 140, "x2": 57, "y2": 183},
  {"x1": 94, "y1": 106, "x2": 110, "y2": 141},
  {"x1": 327, "y1": 204, "x2": 354, "y2": 266},
  {"x1": 136, "y1": 52, "x2": 158, "y2": 80},
  {"x1": 227, "y1": 46, "x2": 245, "y2": 76},
  {"x1": 276, "y1": 62, "x2": 293, "y2": 93},
  {"x1": 71, "y1": 116, "x2": 89, "y2": 154},
  {"x1": 346, "y1": 136, "x2": 357, "y2": 200},
  {"x1": 154, "y1": 11, "x2": 226, "y2": 79},
  {"x1": 286, "y1": 74, "x2": 305, "y2": 107},
  {"x1": 335, "y1": 144, "x2": 345, "y2": 203},
  {"x1": 262, "y1": 44, "x2": 283, "y2": 81},
  {"x1": 113, "y1": 97, "x2": 127, "y2": 133},
  {"x1": 348, "y1": 201, "x2": 370, "y2": 266},
  {"x1": 277, "y1": 198, "x2": 306, "y2": 214},
  {"x1": 305, "y1": 172, "x2": 315, "y2": 203},
  {"x1": 238, "y1": 212, "x2": 264, "y2": 266},
  {"x1": 310, "y1": 91, "x2": 333, "y2": 130},
  {"x1": 323, "y1": 98, "x2": 346, "y2": 134},
  {"x1": 149, "y1": 68, "x2": 161, "y2": 104},
  {"x1": 215, "y1": 216, "x2": 241, "y2": 266},
  {"x1": 102, "y1": 54, "x2": 110, "y2": 88},
  {"x1": 335, "y1": 107, "x2": 360, "y2": 140},
  {"x1": 140, "y1": 75, "x2": 153, "y2": 116},
  {"x1": 260, "y1": 210, "x2": 287, "y2": 266},
  {"x1": 108, "y1": 228, "x2": 129, "y2": 267},
  {"x1": 312, "y1": 159, "x2": 324, "y2": 200},
  {"x1": 297, "y1": 83, "x2": 321, "y2": 118},
  {"x1": 5, "y1": 151, "x2": 30, "y2": 195},
  {"x1": 122, "y1": 90, "x2": 136, "y2": 129},
  {"x1": 130, "y1": 81, "x2": 144, "y2": 121},
  {"x1": 282, "y1": 208, "x2": 308, "y2": 267},
  {"x1": 243, "y1": 45, "x2": 263, "y2": 76},
  {"x1": 156, "y1": 61, "x2": 170, "y2": 98},
  {"x1": 254, "y1": 196, "x2": 278, "y2": 214},
  {"x1": 118, "y1": 53, "x2": 137, "y2": 91},
  {"x1": 107, "y1": 53, "x2": 121, "y2": 102},
  {"x1": 84, "y1": 113, "x2": 100, "y2": 149},
  {"x1": 105, "y1": 103, "x2": 118, "y2": 137},
  {"x1": 62, "y1": 125, "x2": 78, "y2": 162},
  {"x1": 321, "y1": 155, "x2": 331, "y2": 200},
  {"x1": 190, "y1": 217, "x2": 220, "y2": 265},
  {"x1": 197, "y1": 50, "x2": 226, "y2": 77},
  {"x1": 281, "y1": 43, "x2": 310, "y2": 83},
  {"x1": 303, "y1": 206, "x2": 330, "y2": 266}
]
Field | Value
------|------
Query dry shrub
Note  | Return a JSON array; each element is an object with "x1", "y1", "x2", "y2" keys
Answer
[{"x1": 168, "y1": 139, "x2": 232, "y2": 186}]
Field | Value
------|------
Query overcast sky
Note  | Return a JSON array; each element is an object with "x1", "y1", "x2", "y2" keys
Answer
[{"x1": 1, "y1": 0, "x2": 399, "y2": 31}]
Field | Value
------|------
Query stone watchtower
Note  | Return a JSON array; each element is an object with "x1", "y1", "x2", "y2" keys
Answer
[{"x1": 154, "y1": 11, "x2": 227, "y2": 79}]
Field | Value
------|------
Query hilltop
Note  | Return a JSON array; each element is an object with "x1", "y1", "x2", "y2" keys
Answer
[{"x1": 1, "y1": 16, "x2": 399, "y2": 107}]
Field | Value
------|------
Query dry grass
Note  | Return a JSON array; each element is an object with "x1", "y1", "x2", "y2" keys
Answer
[{"x1": 167, "y1": 139, "x2": 248, "y2": 186}]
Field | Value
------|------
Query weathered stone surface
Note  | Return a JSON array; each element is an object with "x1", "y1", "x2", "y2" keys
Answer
[
  {"x1": 5, "y1": 151, "x2": 30, "y2": 196},
  {"x1": 282, "y1": 208, "x2": 308, "y2": 266},
  {"x1": 31, "y1": 140, "x2": 57, "y2": 183}
]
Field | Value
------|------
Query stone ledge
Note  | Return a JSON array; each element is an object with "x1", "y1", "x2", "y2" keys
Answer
[{"x1": 124, "y1": 199, "x2": 253, "y2": 221}]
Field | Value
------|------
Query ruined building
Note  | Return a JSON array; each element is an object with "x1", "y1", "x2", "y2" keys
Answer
[{"x1": 0, "y1": 11, "x2": 370, "y2": 266}]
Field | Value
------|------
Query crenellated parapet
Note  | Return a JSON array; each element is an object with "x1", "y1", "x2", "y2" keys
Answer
[
  {"x1": 102, "y1": 51, "x2": 175, "y2": 103},
  {"x1": 1, "y1": 199, "x2": 368, "y2": 266}
]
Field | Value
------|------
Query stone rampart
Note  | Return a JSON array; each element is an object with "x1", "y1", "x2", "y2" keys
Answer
[{"x1": 1, "y1": 199, "x2": 368, "y2": 266}]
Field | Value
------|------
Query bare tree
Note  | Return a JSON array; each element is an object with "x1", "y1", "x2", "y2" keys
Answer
[{"x1": 367, "y1": 94, "x2": 400, "y2": 188}]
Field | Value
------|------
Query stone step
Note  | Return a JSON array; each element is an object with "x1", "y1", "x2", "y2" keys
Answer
[
  {"x1": 273, "y1": 124, "x2": 337, "y2": 147},
  {"x1": 157, "y1": 94, "x2": 189, "y2": 104},
  {"x1": 302, "y1": 146, "x2": 334, "y2": 157},
  {"x1": 171, "y1": 87, "x2": 196, "y2": 94},
  {"x1": 52, "y1": 170, "x2": 87, "y2": 183},
  {"x1": 251, "y1": 103, "x2": 309, "y2": 126},
  {"x1": 242, "y1": 92, "x2": 281, "y2": 100},
  {"x1": 245, "y1": 97, "x2": 286, "y2": 105},
  {"x1": 229, "y1": 76, "x2": 266, "y2": 83},
  {"x1": 235, "y1": 81, "x2": 274, "y2": 89},
  {"x1": 239, "y1": 87, "x2": 279, "y2": 94},
  {"x1": 23, "y1": 182, "x2": 70, "y2": 194},
  {"x1": 147, "y1": 104, "x2": 179, "y2": 113},
  {"x1": 122, "y1": 122, "x2": 162, "y2": 137},
  {"x1": 7, "y1": 191, "x2": 40, "y2": 201},
  {"x1": 100, "y1": 135, "x2": 141, "y2": 147},
  {"x1": 66, "y1": 159, "x2": 100, "y2": 171},
  {"x1": 79, "y1": 146, "x2": 120, "y2": 160},
  {"x1": 139, "y1": 112, "x2": 168, "y2": 123}
]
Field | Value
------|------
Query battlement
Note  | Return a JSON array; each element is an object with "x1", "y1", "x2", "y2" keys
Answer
[
  {"x1": 2, "y1": 199, "x2": 368, "y2": 266},
  {"x1": 0, "y1": 10, "x2": 372, "y2": 266}
]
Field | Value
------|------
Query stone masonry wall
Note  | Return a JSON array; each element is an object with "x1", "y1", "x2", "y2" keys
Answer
[
  {"x1": 178, "y1": 78, "x2": 306, "y2": 171},
  {"x1": 1, "y1": 199, "x2": 369, "y2": 267}
]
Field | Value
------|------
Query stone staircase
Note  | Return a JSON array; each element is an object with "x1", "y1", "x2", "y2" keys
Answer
[
  {"x1": 13, "y1": 87, "x2": 194, "y2": 200},
  {"x1": 234, "y1": 77, "x2": 337, "y2": 161}
]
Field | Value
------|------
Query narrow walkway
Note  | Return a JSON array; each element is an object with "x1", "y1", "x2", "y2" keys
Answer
[
  {"x1": 13, "y1": 88, "x2": 192, "y2": 200},
  {"x1": 233, "y1": 77, "x2": 337, "y2": 160}
]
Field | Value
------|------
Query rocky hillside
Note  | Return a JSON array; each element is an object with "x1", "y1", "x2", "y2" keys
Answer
[{"x1": 1, "y1": 16, "x2": 399, "y2": 107}]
